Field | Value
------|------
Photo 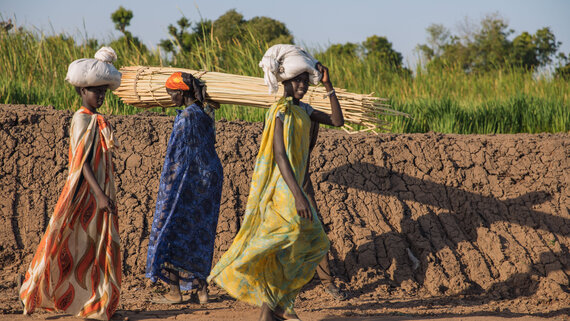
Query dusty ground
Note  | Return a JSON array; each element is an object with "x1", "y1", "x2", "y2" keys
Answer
[{"x1": 0, "y1": 104, "x2": 568, "y2": 320}]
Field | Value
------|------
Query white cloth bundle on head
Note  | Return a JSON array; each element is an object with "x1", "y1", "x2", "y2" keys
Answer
[
  {"x1": 65, "y1": 47, "x2": 122, "y2": 90},
  {"x1": 259, "y1": 44, "x2": 322, "y2": 94}
]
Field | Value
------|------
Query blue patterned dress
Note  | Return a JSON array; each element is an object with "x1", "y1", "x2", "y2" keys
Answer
[{"x1": 146, "y1": 103, "x2": 223, "y2": 290}]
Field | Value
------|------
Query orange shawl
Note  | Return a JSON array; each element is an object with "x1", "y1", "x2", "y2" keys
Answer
[{"x1": 19, "y1": 107, "x2": 121, "y2": 320}]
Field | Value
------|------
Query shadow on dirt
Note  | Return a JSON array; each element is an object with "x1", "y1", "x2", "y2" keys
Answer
[{"x1": 319, "y1": 162, "x2": 569, "y2": 307}]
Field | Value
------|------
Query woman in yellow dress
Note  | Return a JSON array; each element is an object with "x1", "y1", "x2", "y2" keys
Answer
[{"x1": 209, "y1": 45, "x2": 344, "y2": 321}]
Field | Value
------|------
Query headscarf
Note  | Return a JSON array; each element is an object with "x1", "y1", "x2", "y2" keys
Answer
[
  {"x1": 165, "y1": 72, "x2": 190, "y2": 91},
  {"x1": 65, "y1": 47, "x2": 122, "y2": 90},
  {"x1": 165, "y1": 72, "x2": 207, "y2": 103},
  {"x1": 259, "y1": 44, "x2": 322, "y2": 94}
]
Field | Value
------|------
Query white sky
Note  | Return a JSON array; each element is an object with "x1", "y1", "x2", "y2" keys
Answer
[{"x1": 2, "y1": 0, "x2": 569, "y2": 68}]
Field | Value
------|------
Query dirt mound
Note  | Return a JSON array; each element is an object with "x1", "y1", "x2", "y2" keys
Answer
[{"x1": 0, "y1": 104, "x2": 568, "y2": 317}]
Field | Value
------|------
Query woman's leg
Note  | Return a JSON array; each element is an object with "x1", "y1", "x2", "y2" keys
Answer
[
  {"x1": 273, "y1": 305, "x2": 299, "y2": 320},
  {"x1": 164, "y1": 270, "x2": 182, "y2": 301},
  {"x1": 259, "y1": 303, "x2": 276, "y2": 321},
  {"x1": 304, "y1": 178, "x2": 347, "y2": 301},
  {"x1": 316, "y1": 256, "x2": 347, "y2": 301},
  {"x1": 197, "y1": 278, "x2": 208, "y2": 304},
  {"x1": 152, "y1": 269, "x2": 183, "y2": 304}
]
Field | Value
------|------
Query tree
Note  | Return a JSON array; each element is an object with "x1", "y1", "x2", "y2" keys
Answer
[
  {"x1": 211, "y1": 10, "x2": 294, "y2": 45},
  {"x1": 159, "y1": 17, "x2": 213, "y2": 54},
  {"x1": 110, "y1": 7, "x2": 147, "y2": 53},
  {"x1": 417, "y1": 24, "x2": 451, "y2": 60},
  {"x1": 363, "y1": 35, "x2": 403, "y2": 68},
  {"x1": 192, "y1": 20, "x2": 213, "y2": 42},
  {"x1": 418, "y1": 14, "x2": 564, "y2": 73},
  {"x1": 160, "y1": 17, "x2": 193, "y2": 53},
  {"x1": 470, "y1": 14, "x2": 513, "y2": 71},
  {"x1": 0, "y1": 19, "x2": 13, "y2": 32},
  {"x1": 245, "y1": 16, "x2": 293, "y2": 45},
  {"x1": 111, "y1": 6, "x2": 133, "y2": 34},
  {"x1": 159, "y1": 9, "x2": 293, "y2": 55},
  {"x1": 438, "y1": 36, "x2": 471, "y2": 70},
  {"x1": 555, "y1": 52, "x2": 570, "y2": 80},
  {"x1": 511, "y1": 31, "x2": 538, "y2": 68},
  {"x1": 213, "y1": 9, "x2": 245, "y2": 43},
  {"x1": 325, "y1": 42, "x2": 359, "y2": 58},
  {"x1": 534, "y1": 27, "x2": 560, "y2": 66}
]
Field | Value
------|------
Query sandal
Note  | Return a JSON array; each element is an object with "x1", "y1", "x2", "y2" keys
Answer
[
  {"x1": 198, "y1": 289, "x2": 208, "y2": 305},
  {"x1": 196, "y1": 279, "x2": 209, "y2": 304},
  {"x1": 324, "y1": 284, "x2": 347, "y2": 301},
  {"x1": 151, "y1": 294, "x2": 184, "y2": 304}
]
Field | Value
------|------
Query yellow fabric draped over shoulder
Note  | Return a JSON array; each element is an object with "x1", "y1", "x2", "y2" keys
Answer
[
  {"x1": 19, "y1": 107, "x2": 121, "y2": 321},
  {"x1": 208, "y1": 97, "x2": 329, "y2": 313}
]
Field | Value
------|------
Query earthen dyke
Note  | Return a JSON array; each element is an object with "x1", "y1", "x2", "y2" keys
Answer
[{"x1": 1, "y1": 104, "x2": 568, "y2": 313}]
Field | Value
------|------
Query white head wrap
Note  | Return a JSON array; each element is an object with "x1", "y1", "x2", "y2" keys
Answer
[
  {"x1": 65, "y1": 47, "x2": 122, "y2": 90},
  {"x1": 259, "y1": 44, "x2": 322, "y2": 94}
]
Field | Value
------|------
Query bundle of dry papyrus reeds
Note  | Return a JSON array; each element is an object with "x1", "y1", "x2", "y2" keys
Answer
[{"x1": 113, "y1": 66, "x2": 408, "y2": 132}]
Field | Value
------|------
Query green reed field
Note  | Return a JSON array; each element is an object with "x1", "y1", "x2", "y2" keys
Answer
[{"x1": 1, "y1": 28, "x2": 568, "y2": 134}]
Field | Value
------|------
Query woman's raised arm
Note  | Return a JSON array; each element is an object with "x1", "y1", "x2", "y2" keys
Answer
[{"x1": 310, "y1": 63, "x2": 344, "y2": 127}]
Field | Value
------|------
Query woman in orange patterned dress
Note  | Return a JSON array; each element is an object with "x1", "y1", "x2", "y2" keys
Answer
[{"x1": 19, "y1": 47, "x2": 122, "y2": 320}]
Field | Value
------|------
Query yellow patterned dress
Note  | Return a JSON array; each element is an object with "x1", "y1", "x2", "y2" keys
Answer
[
  {"x1": 208, "y1": 97, "x2": 329, "y2": 314},
  {"x1": 19, "y1": 107, "x2": 121, "y2": 320}
]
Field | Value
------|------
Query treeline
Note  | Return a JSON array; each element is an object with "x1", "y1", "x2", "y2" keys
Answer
[
  {"x1": 106, "y1": 7, "x2": 569, "y2": 78},
  {"x1": 416, "y1": 14, "x2": 570, "y2": 76},
  {"x1": 0, "y1": 9, "x2": 568, "y2": 133}
]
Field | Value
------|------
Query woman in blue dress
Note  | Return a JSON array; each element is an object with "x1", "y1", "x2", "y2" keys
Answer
[{"x1": 146, "y1": 72, "x2": 223, "y2": 305}]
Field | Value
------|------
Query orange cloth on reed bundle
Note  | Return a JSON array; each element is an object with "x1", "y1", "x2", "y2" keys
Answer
[{"x1": 165, "y1": 72, "x2": 191, "y2": 91}]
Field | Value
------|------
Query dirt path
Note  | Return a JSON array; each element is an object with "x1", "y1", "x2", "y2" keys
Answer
[
  {"x1": 1, "y1": 288, "x2": 569, "y2": 321},
  {"x1": 0, "y1": 298, "x2": 568, "y2": 321},
  {"x1": 0, "y1": 313, "x2": 566, "y2": 321}
]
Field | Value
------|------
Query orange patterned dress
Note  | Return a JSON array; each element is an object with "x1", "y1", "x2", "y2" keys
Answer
[{"x1": 19, "y1": 107, "x2": 121, "y2": 320}]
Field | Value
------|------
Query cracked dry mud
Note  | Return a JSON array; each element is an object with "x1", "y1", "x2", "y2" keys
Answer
[{"x1": 0, "y1": 104, "x2": 568, "y2": 320}]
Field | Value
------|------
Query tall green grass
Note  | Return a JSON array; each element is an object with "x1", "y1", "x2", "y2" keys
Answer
[{"x1": 1, "y1": 27, "x2": 568, "y2": 133}]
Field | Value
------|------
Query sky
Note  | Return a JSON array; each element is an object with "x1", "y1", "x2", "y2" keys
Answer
[{"x1": 2, "y1": 0, "x2": 569, "y2": 68}]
